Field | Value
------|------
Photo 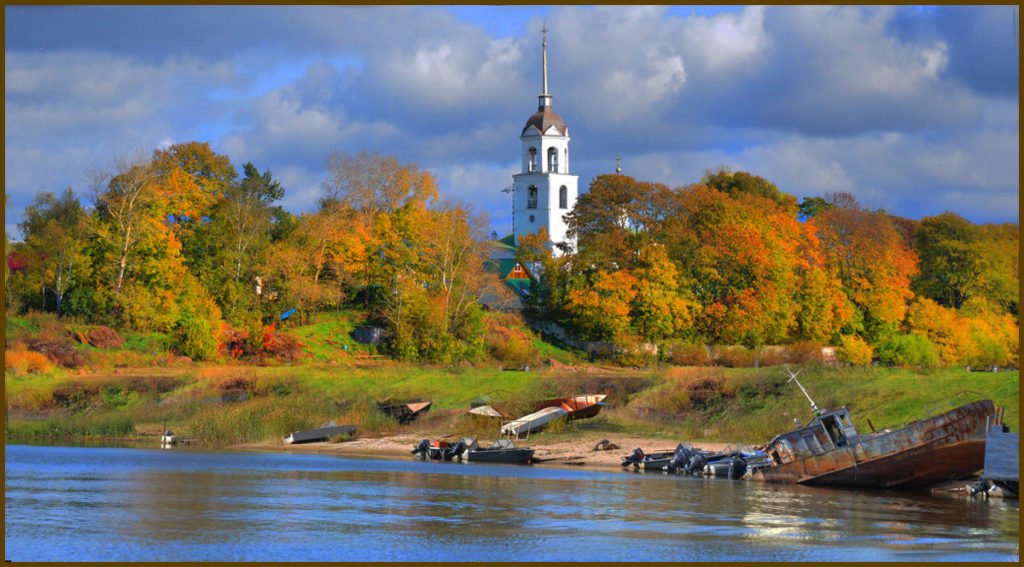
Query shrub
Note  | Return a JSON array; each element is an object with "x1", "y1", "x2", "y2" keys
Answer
[
  {"x1": 175, "y1": 313, "x2": 219, "y2": 361},
  {"x1": 27, "y1": 337, "x2": 85, "y2": 368},
  {"x1": 5, "y1": 345, "x2": 55, "y2": 374},
  {"x1": 837, "y1": 335, "x2": 873, "y2": 366},
  {"x1": 261, "y1": 330, "x2": 304, "y2": 363},
  {"x1": 714, "y1": 346, "x2": 756, "y2": 368},
  {"x1": 614, "y1": 336, "x2": 659, "y2": 368},
  {"x1": 783, "y1": 341, "x2": 825, "y2": 364},
  {"x1": 876, "y1": 333, "x2": 939, "y2": 368},
  {"x1": 485, "y1": 314, "x2": 540, "y2": 366},
  {"x1": 664, "y1": 341, "x2": 711, "y2": 366}
]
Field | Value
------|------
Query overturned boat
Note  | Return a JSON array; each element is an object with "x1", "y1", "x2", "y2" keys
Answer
[
  {"x1": 752, "y1": 399, "x2": 995, "y2": 488},
  {"x1": 533, "y1": 394, "x2": 608, "y2": 420},
  {"x1": 501, "y1": 406, "x2": 569, "y2": 438},
  {"x1": 284, "y1": 422, "x2": 357, "y2": 444},
  {"x1": 378, "y1": 400, "x2": 432, "y2": 425}
]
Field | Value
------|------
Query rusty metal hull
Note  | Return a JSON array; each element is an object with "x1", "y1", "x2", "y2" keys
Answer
[{"x1": 754, "y1": 400, "x2": 994, "y2": 489}]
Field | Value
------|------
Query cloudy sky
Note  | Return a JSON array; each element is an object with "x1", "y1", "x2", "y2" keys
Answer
[{"x1": 5, "y1": 5, "x2": 1020, "y2": 239}]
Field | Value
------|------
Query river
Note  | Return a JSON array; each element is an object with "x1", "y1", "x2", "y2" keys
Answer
[{"x1": 4, "y1": 443, "x2": 1018, "y2": 562}]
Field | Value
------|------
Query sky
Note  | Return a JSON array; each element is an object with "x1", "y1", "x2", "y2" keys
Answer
[{"x1": 5, "y1": 5, "x2": 1020, "y2": 240}]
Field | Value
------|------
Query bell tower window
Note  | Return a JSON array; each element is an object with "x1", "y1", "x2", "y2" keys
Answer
[
  {"x1": 527, "y1": 186, "x2": 538, "y2": 209},
  {"x1": 548, "y1": 147, "x2": 558, "y2": 173},
  {"x1": 559, "y1": 186, "x2": 568, "y2": 209},
  {"x1": 528, "y1": 147, "x2": 537, "y2": 172}
]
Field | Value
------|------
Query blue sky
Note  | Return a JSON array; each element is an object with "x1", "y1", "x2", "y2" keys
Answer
[{"x1": 5, "y1": 5, "x2": 1019, "y2": 239}]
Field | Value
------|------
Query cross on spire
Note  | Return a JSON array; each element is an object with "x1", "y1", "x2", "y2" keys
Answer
[{"x1": 541, "y1": 23, "x2": 550, "y2": 98}]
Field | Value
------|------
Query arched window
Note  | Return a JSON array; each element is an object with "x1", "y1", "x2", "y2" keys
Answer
[
  {"x1": 548, "y1": 147, "x2": 558, "y2": 173},
  {"x1": 559, "y1": 186, "x2": 568, "y2": 209},
  {"x1": 528, "y1": 147, "x2": 537, "y2": 172},
  {"x1": 527, "y1": 186, "x2": 538, "y2": 209}
]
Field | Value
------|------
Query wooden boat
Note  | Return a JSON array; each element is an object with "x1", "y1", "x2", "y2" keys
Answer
[
  {"x1": 533, "y1": 394, "x2": 607, "y2": 420},
  {"x1": 501, "y1": 406, "x2": 568, "y2": 437},
  {"x1": 378, "y1": 401, "x2": 432, "y2": 424},
  {"x1": 752, "y1": 399, "x2": 995, "y2": 489},
  {"x1": 465, "y1": 438, "x2": 535, "y2": 464},
  {"x1": 284, "y1": 423, "x2": 357, "y2": 444}
]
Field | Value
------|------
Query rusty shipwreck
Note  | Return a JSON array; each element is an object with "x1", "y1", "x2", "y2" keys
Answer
[{"x1": 752, "y1": 399, "x2": 996, "y2": 488}]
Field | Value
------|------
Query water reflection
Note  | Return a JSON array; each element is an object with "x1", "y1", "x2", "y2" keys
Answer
[{"x1": 4, "y1": 444, "x2": 1019, "y2": 562}]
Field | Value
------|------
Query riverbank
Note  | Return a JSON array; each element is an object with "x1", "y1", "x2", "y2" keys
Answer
[
  {"x1": 233, "y1": 434, "x2": 734, "y2": 470},
  {"x1": 6, "y1": 363, "x2": 1019, "y2": 453}
]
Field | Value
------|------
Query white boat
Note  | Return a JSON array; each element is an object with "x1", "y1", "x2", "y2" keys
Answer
[
  {"x1": 500, "y1": 406, "x2": 568, "y2": 438},
  {"x1": 160, "y1": 431, "x2": 177, "y2": 446}
]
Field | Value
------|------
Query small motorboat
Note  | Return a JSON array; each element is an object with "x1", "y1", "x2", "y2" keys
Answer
[
  {"x1": 283, "y1": 422, "x2": 357, "y2": 444},
  {"x1": 160, "y1": 430, "x2": 177, "y2": 447},
  {"x1": 464, "y1": 438, "x2": 535, "y2": 464},
  {"x1": 621, "y1": 445, "x2": 686, "y2": 471},
  {"x1": 411, "y1": 438, "x2": 471, "y2": 461}
]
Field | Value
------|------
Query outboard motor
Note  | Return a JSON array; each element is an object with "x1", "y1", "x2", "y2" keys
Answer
[
  {"x1": 666, "y1": 444, "x2": 692, "y2": 473},
  {"x1": 727, "y1": 453, "x2": 747, "y2": 480},
  {"x1": 449, "y1": 440, "x2": 468, "y2": 462},
  {"x1": 621, "y1": 447, "x2": 645, "y2": 468},
  {"x1": 412, "y1": 439, "x2": 430, "y2": 459},
  {"x1": 685, "y1": 452, "x2": 706, "y2": 476}
]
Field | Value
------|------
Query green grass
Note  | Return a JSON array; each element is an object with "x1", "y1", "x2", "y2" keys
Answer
[{"x1": 289, "y1": 309, "x2": 377, "y2": 362}]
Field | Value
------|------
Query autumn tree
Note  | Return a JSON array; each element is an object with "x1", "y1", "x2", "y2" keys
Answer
[
  {"x1": 702, "y1": 167, "x2": 798, "y2": 215},
  {"x1": 13, "y1": 189, "x2": 91, "y2": 315},
  {"x1": 812, "y1": 197, "x2": 918, "y2": 342}
]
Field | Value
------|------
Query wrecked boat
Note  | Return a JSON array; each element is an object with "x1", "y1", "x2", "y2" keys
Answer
[
  {"x1": 752, "y1": 399, "x2": 996, "y2": 488},
  {"x1": 378, "y1": 400, "x2": 432, "y2": 425}
]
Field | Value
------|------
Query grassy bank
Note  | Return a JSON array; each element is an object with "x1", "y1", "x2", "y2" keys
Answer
[{"x1": 5, "y1": 362, "x2": 1018, "y2": 449}]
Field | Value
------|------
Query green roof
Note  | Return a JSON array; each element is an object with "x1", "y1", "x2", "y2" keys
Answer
[{"x1": 505, "y1": 278, "x2": 531, "y2": 295}]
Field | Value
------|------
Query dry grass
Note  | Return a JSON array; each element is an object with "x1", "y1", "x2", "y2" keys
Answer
[{"x1": 5, "y1": 345, "x2": 56, "y2": 375}]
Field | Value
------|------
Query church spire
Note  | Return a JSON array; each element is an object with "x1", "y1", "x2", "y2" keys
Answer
[{"x1": 539, "y1": 24, "x2": 552, "y2": 110}]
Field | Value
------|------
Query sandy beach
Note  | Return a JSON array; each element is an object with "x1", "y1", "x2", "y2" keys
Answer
[{"x1": 234, "y1": 433, "x2": 735, "y2": 470}]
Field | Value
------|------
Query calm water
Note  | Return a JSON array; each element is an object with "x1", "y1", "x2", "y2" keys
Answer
[{"x1": 4, "y1": 443, "x2": 1019, "y2": 562}]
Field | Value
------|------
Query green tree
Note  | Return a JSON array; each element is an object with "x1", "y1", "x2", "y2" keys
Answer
[
  {"x1": 702, "y1": 167, "x2": 798, "y2": 215},
  {"x1": 14, "y1": 188, "x2": 91, "y2": 315},
  {"x1": 914, "y1": 212, "x2": 981, "y2": 310}
]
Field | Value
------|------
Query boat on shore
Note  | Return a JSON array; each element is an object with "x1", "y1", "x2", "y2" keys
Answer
[
  {"x1": 533, "y1": 394, "x2": 608, "y2": 420},
  {"x1": 752, "y1": 399, "x2": 995, "y2": 488},
  {"x1": 501, "y1": 406, "x2": 569, "y2": 438},
  {"x1": 465, "y1": 438, "x2": 535, "y2": 464},
  {"x1": 160, "y1": 431, "x2": 177, "y2": 446},
  {"x1": 284, "y1": 423, "x2": 357, "y2": 444},
  {"x1": 378, "y1": 400, "x2": 432, "y2": 425}
]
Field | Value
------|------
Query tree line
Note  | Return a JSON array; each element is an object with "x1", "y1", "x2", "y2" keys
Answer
[
  {"x1": 6, "y1": 143, "x2": 493, "y2": 362},
  {"x1": 517, "y1": 168, "x2": 1018, "y2": 368},
  {"x1": 5, "y1": 144, "x2": 1018, "y2": 368}
]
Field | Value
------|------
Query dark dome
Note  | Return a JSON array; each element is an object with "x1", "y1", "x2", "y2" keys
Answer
[{"x1": 521, "y1": 107, "x2": 567, "y2": 137}]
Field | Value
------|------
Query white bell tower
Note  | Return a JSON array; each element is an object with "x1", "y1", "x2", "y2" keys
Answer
[{"x1": 511, "y1": 25, "x2": 577, "y2": 256}]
